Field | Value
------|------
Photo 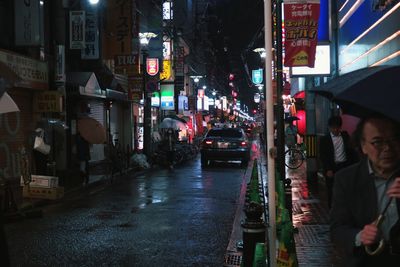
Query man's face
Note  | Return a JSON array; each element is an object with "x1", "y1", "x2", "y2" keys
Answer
[{"x1": 361, "y1": 118, "x2": 400, "y2": 176}]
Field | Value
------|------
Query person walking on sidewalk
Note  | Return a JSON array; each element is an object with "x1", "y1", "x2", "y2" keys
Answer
[
  {"x1": 77, "y1": 132, "x2": 90, "y2": 186},
  {"x1": 330, "y1": 114, "x2": 400, "y2": 267},
  {"x1": 320, "y1": 115, "x2": 358, "y2": 209}
]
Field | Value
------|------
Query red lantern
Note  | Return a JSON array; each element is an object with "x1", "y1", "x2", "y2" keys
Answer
[{"x1": 296, "y1": 110, "x2": 306, "y2": 135}]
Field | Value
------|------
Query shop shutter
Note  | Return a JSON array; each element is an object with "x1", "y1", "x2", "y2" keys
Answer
[
  {"x1": 87, "y1": 99, "x2": 105, "y2": 161},
  {"x1": 88, "y1": 100, "x2": 105, "y2": 125}
]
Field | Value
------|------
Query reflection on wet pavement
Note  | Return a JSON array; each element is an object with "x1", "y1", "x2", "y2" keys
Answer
[{"x1": 286, "y1": 161, "x2": 338, "y2": 266}]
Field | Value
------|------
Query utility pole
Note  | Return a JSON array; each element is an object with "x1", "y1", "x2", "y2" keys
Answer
[
  {"x1": 142, "y1": 51, "x2": 152, "y2": 158},
  {"x1": 275, "y1": 0, "x2": 285, "y2": 182}
]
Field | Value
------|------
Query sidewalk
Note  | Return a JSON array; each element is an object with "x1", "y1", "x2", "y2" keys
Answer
[
  {"x1": 224, "y1": 137, "x2": 339, "y2": 266},
  {"x1": 288, "y1": 164, "x2": 339, "y2": 267},
  {"x1": 4, "y1": 167, "x2": 145, "y2": 223}
]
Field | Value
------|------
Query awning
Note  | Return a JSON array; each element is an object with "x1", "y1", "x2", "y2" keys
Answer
[
  {"x1": 67, "y1": 72, "x2": 106, "y2": 98},
  {"x1": 106, "y1": 89, "x2": 128, "y2": 101},
  {"x1": 0, "y1": 92, "x2": 19, "y2": 114}
]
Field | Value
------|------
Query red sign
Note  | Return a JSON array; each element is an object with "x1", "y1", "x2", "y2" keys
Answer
[
  {"x1": 283, "y1": 0, "x2": 320, "y2": 67},
  {"x1": 146, "y1": 58, "x2": 159, "y2": 76}
]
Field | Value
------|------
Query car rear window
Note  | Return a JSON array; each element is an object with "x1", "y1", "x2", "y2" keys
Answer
[{"x1": 207, "y1": 129, "x2": 243, "y2": 138}]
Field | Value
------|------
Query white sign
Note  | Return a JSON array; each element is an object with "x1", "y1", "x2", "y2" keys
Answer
[
  {"x1": 138, "y1": 126, "x2": 144, "y2": 150},
  {"x1": 291, "y1": 45, "x2": 331, "y2": 76},
  {"x1": 163, "y1": 1, "x2": 173, "y2": 20},
  {"x1": 0, "y1": 49, "x2": 48, "y2": 89},
  {"x1": 55, "y1": 45, "x2": 65, "y2": 82},
  {"x1": 81, "y1": 10, "x2": 99, "y2": 59},
  {"x1": 70, "y1": 11, "x2": 85, "y2": 49}
]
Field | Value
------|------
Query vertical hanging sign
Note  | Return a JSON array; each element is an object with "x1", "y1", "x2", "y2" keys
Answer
[
  {"x1": 55, "y1": 45, "x2": 65, "y2": 82},
  {"x1": 15, "y1": 0, "x2": 41, "y2": 46},
  {"x1": 70, "y1": 11, "x2": 86, "y2": 49},
  {"x1": 252, "y1": 69, "x2": 263, "y2": 84},
  {"x1": 283, "y1": 0, "x2": 320, "y2": 67},
  {"x1": 81, "y1": 10, "x2": 99, "y2": 59},
  {"x1": 146, "y1": 58, "x2": 159, "y2": 76}
]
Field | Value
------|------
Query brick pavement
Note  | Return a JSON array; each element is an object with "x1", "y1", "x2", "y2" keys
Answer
[
  {"x1": 288, "y1": 163, "x2": 339, "y2": 267},
  {"x1": 223, "y1": 138, "x2": 341, "y2": 267}
]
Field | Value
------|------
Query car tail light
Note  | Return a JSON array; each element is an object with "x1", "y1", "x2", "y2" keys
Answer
[
  {"x1": 240, "y1": 141, "x2": 247, "y2": 147},
  {"x1": 202, "y1": 139, "x2": 213, "y2": 147}
]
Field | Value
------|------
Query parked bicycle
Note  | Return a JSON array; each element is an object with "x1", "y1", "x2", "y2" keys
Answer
[{"x1": 284, "y1": 144, "x2": 305, "y2": 169}]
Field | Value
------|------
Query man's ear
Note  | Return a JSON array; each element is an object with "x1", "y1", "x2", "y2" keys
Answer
[{"x1": 360, "y1": 141, "x2": 368, "y2": 155}]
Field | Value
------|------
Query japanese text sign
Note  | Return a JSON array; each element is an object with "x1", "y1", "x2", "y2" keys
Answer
[{"x1": 283, "y1": 0, "x2": 320, "y2": 67}]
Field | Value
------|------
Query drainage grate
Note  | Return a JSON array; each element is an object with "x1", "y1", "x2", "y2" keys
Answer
[{"x1": 224, "y1": 252, "x2": 242, "y2": 266}]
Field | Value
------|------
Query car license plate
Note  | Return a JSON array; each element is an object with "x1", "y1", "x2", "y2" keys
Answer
[{"x1": 218, "y1": 142, "x2": 229, "y2": 148}]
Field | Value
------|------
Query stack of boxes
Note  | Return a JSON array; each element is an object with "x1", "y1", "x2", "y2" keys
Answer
[{"x1": 21, "y1": 175, "x2": 64, "y2": 200}]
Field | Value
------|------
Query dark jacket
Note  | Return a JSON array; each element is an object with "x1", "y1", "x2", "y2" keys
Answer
[
  {"x1": 319, "y1": 131, "x2": 357, "y2": 172},
  {"x1": 330, "y1": 159, "x2": 400, "y2": 266}
]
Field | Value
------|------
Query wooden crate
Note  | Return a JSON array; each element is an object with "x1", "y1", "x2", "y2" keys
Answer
[
  {"x1": 22, "y1": 186, "x2": 64, "y2": 200},
  {"x1": 21, "y1": 175, "x2": 59, "y2": 188}
]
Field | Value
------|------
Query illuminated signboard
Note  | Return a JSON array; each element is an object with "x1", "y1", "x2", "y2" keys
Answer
[
  {"x1": 146, "y1": 58, "x2": 159, "y2": 76},
  {"x1": 160, "y1": 84, "x2": 174, "y2": 110},
  {"x1": 252, "y1": 69, "x2": 263, "y2": 84},
  {"x1": 291, "y1": 45, "x2": 331, "y2": 76},
  {"x1": 160, "y1": 60, "x2": 172, "y2": 80},
  {"x1": 151, "y1": 92, "x2": 160, "y2": 107}
]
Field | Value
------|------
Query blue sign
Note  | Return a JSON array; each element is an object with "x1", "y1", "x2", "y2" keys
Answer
[
  {"x1": 252, "y1": 69, "x2": 263, "y2": 84},
  {"x1": 318, "y1": 0, "x2": 329, "y2": 42}
]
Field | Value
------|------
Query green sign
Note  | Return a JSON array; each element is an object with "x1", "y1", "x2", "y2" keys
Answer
[{"x1": 252, "y1": 69, "x2": 263, "y2": 84}]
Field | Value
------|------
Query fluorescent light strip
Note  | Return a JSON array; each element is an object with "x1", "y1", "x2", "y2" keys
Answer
[
  {"x1": 339, "y1": 0, "x2": 351, "y2": 12},
  {"x1": 370, "y1": 50, "x2": 400, "y2": 66},
  {"x1": 339, "y1": 0, "x2": 364, "y2": 28},
  {"x1": 340, "y1": 31, "x2": 400, "y2": 71},
  {"x1": 340, "y1": 2, "x2": 400, "y2": 55}
]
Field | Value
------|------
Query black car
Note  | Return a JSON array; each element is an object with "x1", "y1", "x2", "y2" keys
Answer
[{"x1": 200, "y1": 127, "x2": 250, "y2": 167}]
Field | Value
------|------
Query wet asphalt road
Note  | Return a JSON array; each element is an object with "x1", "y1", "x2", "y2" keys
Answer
[{"x1": 5, "y1": 156, "x2": 248, "y2": 267}]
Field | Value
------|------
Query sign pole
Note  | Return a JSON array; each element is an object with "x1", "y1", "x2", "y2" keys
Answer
[{"x1": 264, "y1": 0, "x2": 277, "y2": 266}]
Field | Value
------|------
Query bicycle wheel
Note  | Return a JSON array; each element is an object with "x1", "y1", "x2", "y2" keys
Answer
[{"x1": 285, "y1": 148, "x2": 304, "y2": 169}]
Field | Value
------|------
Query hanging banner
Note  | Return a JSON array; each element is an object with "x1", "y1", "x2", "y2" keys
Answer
[
  {"x1": 15, "y1": 0, "x2": 41, "y2": 46},
  {"x1": 81, "y1": 10, "x2": 99, "y2": 59},
  {"x1": 69, "y1": 11, "x2": 85, "y2": 49},
  {"x1": 283, "y1": 0, "x2": 320, "y2": 67},
  {"x1": 103, "y1": 0, "x2": 137, "y2": 75}
]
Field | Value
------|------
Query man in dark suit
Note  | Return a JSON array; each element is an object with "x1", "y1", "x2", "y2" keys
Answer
[
  {"x1": 320, "y1": 116, "x2": 357, "y2": 208},
  {"x1": 330, "y1": 114, "x2": 400, "y2": 266}
]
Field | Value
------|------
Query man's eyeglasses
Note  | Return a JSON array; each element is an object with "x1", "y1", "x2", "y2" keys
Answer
[{"x1": 368, "y1": 137, "x2": 400, "y2": 150}]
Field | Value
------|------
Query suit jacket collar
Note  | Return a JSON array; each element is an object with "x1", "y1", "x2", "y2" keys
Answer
[{"x1": 356, "y1": 158, "x2": 379, "y2": 221}]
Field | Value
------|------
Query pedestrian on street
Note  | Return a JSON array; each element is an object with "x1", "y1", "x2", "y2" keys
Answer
[
  {"x1": 285, "y1": 122, "x2": 298, "y2": 149},
  {"x1": 320, "y1": 115, "x2": 358, "y2": 209},
  {"x1": 76, "y1": 132, "x2": 90, "y2": 186},
  {"x1": 330, "y1": 114, "x2": 400, "y2": 267}
]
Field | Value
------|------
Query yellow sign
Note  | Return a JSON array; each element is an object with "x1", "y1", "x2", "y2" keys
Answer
[
  {"x1": 160, "y1": 60, "x2": 172, "y2": 81},
  {"x1": 33, "y1": 91, "x2": 62, "y2": 113}
]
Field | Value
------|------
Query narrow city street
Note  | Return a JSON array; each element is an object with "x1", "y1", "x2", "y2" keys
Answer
[{"x1": 5, "y1": 156, "x2": 248, "y2": 266}]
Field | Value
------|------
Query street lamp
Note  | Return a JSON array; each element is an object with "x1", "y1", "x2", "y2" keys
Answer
[
  {"x1": 88, "y1": 0, "x2": 100, "y2": 5},
  {"x1": 253, "y1": 47, "x2": 266, "y2": 58},
  {"x1": 139, "y1": 32, "x2": 157, "y2": 158}
]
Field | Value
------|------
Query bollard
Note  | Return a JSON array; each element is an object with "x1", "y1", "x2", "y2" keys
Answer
[
  {"x1": 252, "y1": 242, "x2": 267, "y2": 267},
  {"x1": 242, "y1": 202, "x2": 266, "y2": 267},
  {"x1": 284, "y1": 178, "x2": 293, "y2": 220}
]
